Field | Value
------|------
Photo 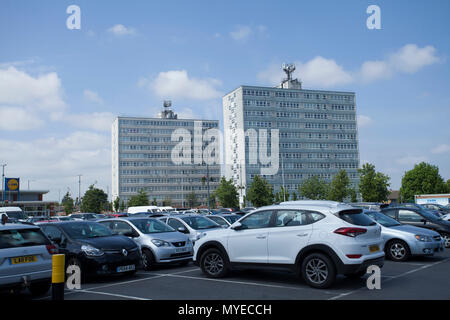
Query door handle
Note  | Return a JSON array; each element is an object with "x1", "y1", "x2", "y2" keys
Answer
[
  {"x1": 256, "y1": 235, "x2": 266, "y2": 239},
  {"x1": 297, "y1": 233, "x2": 309, "y2": 237}
]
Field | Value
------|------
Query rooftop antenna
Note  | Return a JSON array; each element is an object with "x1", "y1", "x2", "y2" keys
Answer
[
  {"x1": 163, "y1": 100, "x2": 172, "y2": 109},
  {"x1": 282, "y1": 63, "x2": 296, "y2": 81}
]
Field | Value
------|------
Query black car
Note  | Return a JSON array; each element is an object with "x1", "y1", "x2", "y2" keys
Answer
[
  {"x1": 206, "y1": 214, "x2": 241, "y2": 227},
  {"x1": 39, "y1": 221, "x2": 141, "y2": 279},
  {"x1": 381, "y1": 206, "x2": 450, "y2": 248},
  {"x1": 421, "y1": 203, "x2": 450, "y2": 215}
]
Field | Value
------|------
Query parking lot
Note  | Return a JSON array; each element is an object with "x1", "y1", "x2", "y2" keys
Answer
[{"x1": 2, "y1": 249, "x2": 446, "y2": 300}]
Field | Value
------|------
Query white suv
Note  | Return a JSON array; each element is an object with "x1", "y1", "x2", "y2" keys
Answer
[{"x1": 193, "y1": 201, "x2": 384, "y2": 288}]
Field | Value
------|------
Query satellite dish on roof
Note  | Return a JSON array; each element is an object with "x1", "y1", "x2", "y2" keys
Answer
[{"x1": 163, "y1": 100, "x2": 172, "y2": 108}]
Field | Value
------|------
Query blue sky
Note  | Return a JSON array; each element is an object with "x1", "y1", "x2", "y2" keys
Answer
[{"x1": 0, "y1": 0, "x2": 449, "y2": 201}]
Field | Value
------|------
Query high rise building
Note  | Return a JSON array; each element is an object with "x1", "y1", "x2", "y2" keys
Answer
[
  {"x1": 112, "y1": 101, "x2": 220, "y2": 207},
  {"x1": 223, "y1": 64, "x2": 360, "y2": 204}
]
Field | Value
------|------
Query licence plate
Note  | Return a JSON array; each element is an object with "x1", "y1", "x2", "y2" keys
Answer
[
  {"x1": 176, "y1": 247, "x2": 188, "y2": 253},
  {"x1": 116, "y1": 264, "x2": 135, "y2": 273},
  {"x1": 10, "y1": 256, "x2": 37, "y2": 265},
  {"x1": 369, "y1": 245, "x2": 380, "y2": 253}
]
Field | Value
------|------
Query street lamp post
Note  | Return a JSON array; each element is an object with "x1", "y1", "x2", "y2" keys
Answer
[{"x1": 1, "y1": 164, "x2": 6, "y2": 205}]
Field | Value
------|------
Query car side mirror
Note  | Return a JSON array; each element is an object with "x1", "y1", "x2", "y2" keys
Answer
[
  {"x1": 124, "y1": 231, "x2": 139, "y2": 238},
  {"x1": 421, "y1": 219, "x2": 427, "y2": 224},
  {"x1": 177, "y1": 227, "x2": 188, "y2": 234},
  {"x1": 230, "y1": 222, "x2": 243, "y2": 231}
]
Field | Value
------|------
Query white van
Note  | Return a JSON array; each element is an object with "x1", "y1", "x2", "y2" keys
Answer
[
  {"x1": 158, "y1": 206, "x2": 175, "y2": 213},
  {"x1": 0, "y1": 207, "x2": 28, "y2": 223},
  {"x1": 127, "y1": 206, "x2": 161, "y2": 214}
]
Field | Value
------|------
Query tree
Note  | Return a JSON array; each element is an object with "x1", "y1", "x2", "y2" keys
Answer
[
  {"x1": 80, "y1": 185, "x2": 108, "y2": 214},
  {"x1": 113, "y1": 197, "x2": 120, "y2": 212},
  {"x1": 400, "y1": 162, "x2": 447, "y2": 202},
  {"x1": 328, "y1": 170, "x2": 351, "y2": 202},
  {"x1": 291, "y1": 192, "x2": 298, "y2": 201},
  {"x1": 446, "y1": 179, "x2": 450, "y2": 193},
  {"x1": 128, "y1": 189, "x2": 150, "y2": 207},
  {"x1": 298, "y1": 176, "x2": 329, "y2": 200},
  {"x1": 349, "y1": 188, "x2": 358, "y2": 203},
  {"x1": 358, "y1": 163, "x2": 391, "y2": 202},
  {"x1": 119, "y1": 200, "x2": 125, "y2": 212},
  {"x1": 61, "y1": 192, "x2": 74, "y2": 214},
  {"x1": 186, "y1": 191, "x2": 197, "y2": 208},
  {"x1": 151, "y1": 197, "x2": 157, "y2": 206},
  {"x1": 163, "y1": 197, "x2": 172, "y2": 206},
  {"x1": 213, "y1": 177, "x2": 239, "y2": 208},
  {"x1": 246, "y1": 175, "x2": 274, "y2": 207}
]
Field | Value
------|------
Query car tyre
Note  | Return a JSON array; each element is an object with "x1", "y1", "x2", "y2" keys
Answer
[
  {"x1": 29, "y1": 281, "x2": 51, "y2": 297},
  {"x1": 200, "y1": 248, "x2": 229, "y2": 278},
  {"x1": 301, "y1": 253, "x2": 336, "y2": 289},
  {"x1": 441, "y1": 233, "x2": 450, "y2": 248},
  {"x1": 386, "y1": 239, "x2": 410, "y2": 262},
  {"x1": 142, "y1": 249, "x2": 155, "y2": 271}
]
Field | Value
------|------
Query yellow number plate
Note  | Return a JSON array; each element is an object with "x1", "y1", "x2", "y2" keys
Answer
[
  {"x1": 369, "y1": 245, "x2": 380, "y2": 253},
  {"x1": 10, "y1": 256, "x2": 37, "y2": 265}
]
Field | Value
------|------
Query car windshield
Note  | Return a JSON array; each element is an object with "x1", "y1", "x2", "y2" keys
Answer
[
  {"x1": 130, "y1": 219, "x2": 175, "y2": 234},
  {"x1": 418, "y1": 209, "x2": 442, "y2": 221},
  {"x1": 338, "y1": 209, "x2": 377, "y2": 226},
  {"x1": 3, "y1": 211, "x2": 28, "y2": 220},
  {"x1": 181, "y1": 216, "x2": 219, "y2": 230},
  {"x1": 223, "y1": 215, "x2": 240, "y2": 224},
  {"x1": 0, "y1": 228, "x2": 50, "y2": 249},
  {"x1": 61, "y1": 222, "x2": 113, "y2": 239},
  {"x1": 365, "y1": 211, "x2": 401, "y2": 227}
]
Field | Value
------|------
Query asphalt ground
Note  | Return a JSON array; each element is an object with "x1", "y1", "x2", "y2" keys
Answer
[{"x1": 3, "y1": 249, "x2": 450, "y2": 300}]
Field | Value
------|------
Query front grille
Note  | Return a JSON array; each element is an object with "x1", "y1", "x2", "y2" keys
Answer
[
  {"x1": 104, "y1": 247, "x2": 138, "y2": 255},
  {"x1": 169, "y1": 252, "x2": 192, "y2": 258},
  {"x1": 171, "y1": 241, "x2": 186, "y2": 247}
]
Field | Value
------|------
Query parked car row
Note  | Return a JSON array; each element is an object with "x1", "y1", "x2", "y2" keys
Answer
[{"x1": 0, "y1": 200, "x2": 448, "y2": 296}]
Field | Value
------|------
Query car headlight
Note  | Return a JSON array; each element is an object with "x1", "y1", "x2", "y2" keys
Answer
[
  {"x1": 81, "y1": 244, "x2": 104, "y2": 257},
  {"x1": 415, "y1": 234, "x2": 432, "y2": 242},
  {"x1": 151, "y1": 239, "x2": 171, "y2": 247}
]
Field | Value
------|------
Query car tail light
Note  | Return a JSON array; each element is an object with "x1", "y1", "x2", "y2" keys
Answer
[
  {"x1": 46, "y1": 244, "x2": 58, "y2": 254},
  {"x1": 334, "y1": 227, "x2": 367, "y2": 237},
  {"x1": 346, "y1": 254, "x2": 362, "y2": 259}
]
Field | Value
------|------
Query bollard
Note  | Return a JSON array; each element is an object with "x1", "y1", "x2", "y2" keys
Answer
[{"x1": 52, "y1": 254, "x2": 65, "y2": 300}]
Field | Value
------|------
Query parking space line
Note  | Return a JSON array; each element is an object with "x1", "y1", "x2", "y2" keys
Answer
[
  {"x1": 137, "y1": 267, "x2": 199, "y2": 276},
  {"x1": 328, "y1": 257, "x2": 450, "y2": 300},
  {"x1": 150, "y1": 272, "x2": 337, "y2": 294},
  {"x1": 70, "y1": 289, "x2": 150, "y2": 300}
]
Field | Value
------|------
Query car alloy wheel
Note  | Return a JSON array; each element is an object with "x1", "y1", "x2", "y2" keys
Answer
[
  {"x1": 390, "y1": 243, "x2": 406, "y2": 260},
  {"x1": 203, "y1": 252, "x2": 224, "y2": 276},
  {"x1": 443, "y1": 234, "x2": 450, "y2": 248},
  {"x1": 305, "y1": 258, "x2": 329, "y2": 285},
  {"x1": 142, "y1": 249, "x2": 155, "y2": 271}
]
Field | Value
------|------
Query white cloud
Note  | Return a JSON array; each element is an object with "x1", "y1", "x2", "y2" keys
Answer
[
  {"x1": 230, "y1": 25, "x2": 252, "y2": 41},
  {"x1": 0, "y1": 107, "x2": 44, "y2": 131},
  {"x1": 296, "y1": 57, "x2": 353, "y2": 88},
  {"x1": 0, "y1": 66, "x2": 66, "y2": 113},
  {"x1": 396, "y1": 155, "x2": 429, "y2": 166},
  {"x1": 431, "y1": 144, "x2": 450, "y2": 155},
  {"x1": 150, "y1": 70, "x2": 222, "y2": 100},
  {"x1": 0, "y1": 131, "x2": 111, "y2": 200},
  {"x1": 389, "y1": 44, "x2": 440, "y2": 74},
  {"x1": 258, "y1": 57, "x2": 352, "y2": 88},
  {"x1": 107, "y1": 24, "x2": 136, "y2": 36},
  {"x1": 258, "y1": 44, "x2": 440, "y2": 88},
  {"x1": 83, "y1": 89, "x2": 103, "y2": 104},
  {"x1": 359, "y1": 60, "x2": 392, "y2": 83},
  {"x1": 357, "y1": 115, "x2": 373, "y2": 128}
]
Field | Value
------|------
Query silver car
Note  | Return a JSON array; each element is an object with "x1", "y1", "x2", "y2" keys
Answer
[
  {"x1": 98, "y1": 217, "x2": 193, "y2": 270},
  {"x1": 0, "y1": 223, "x2": 57, "y2": 296},
  {"x1": 158, "y1": 214, "x2": 222, "y2": 244},
  {"x1": 364, "y1": 211, "x2": 445, "y2": 261}
]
